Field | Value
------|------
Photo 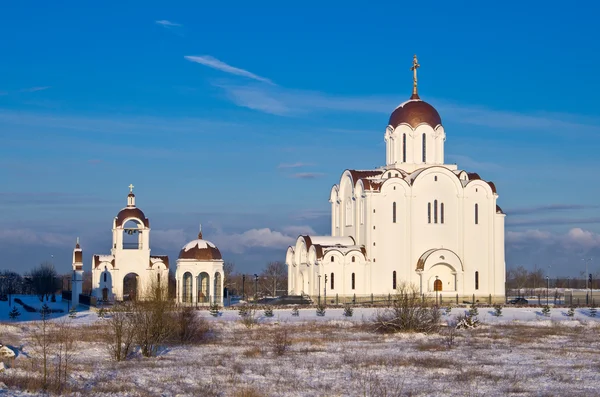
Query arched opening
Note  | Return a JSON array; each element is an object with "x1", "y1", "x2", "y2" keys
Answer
[
  {"x1": 123, "y1": 273, "x2": 139, "y2": 301},
  {"x1": 393, "y1": 271, "x2": 397, "y2": 290},
  {"x1": 102, "y1": 288, "x2": 108, "y2": 301},
  {"x1": 352, "y1": 256, "x2": 356, "y2": 263},
  {"x1": 475, "y1": 271, "x2": 479, "y2": 290},
  {"x1": 198, "y1": 272, "x2": 210, "y2": 304},
  {"x1": 402, "y1": 133, "x2": 406, "y2": 162},
  {"x1": 351, "y1": 273, "x2": 355, "y2": 290},
  {"x1": 182, "y1": 272, "x2": 193, "y2": 303},
  {"x1": 122, "y1": 219, "x2": 143, "y2": 249},
  {"x1": 422, "y1": 133, "x2": 427, "y2": 162},
  {"x1": 434, "y1": 279, "x2": 442, "y2": 292},
  {"x1": 392, "y1": 202, "x2": 397, "y2": 223},
  {"x1": 214, "y1": 272, "x2": 222, "y2": 304}
]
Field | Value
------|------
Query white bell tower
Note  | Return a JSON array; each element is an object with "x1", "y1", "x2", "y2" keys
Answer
[{"x1": 71, "y1": 237, "x2": 84, "y2": 308}]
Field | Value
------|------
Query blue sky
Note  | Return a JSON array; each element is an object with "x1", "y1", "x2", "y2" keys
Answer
[{"x1": 1, "y1": 1, "x2": 600, "y2": 276}]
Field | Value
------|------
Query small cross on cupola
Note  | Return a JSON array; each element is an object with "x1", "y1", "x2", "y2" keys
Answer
[{"x1": 127, "y1": 184, "x2": 136, "y2": 207}]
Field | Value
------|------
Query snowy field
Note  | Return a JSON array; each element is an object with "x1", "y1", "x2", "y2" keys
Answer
[{"x1": 1, "y1": 296, "x2": 600, "y2": 396}]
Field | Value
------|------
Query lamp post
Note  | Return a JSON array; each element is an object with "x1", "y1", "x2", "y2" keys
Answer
[
  {"x1": 253, "y1": 274, "x2": 258, "y2": 303},
  {"x1": 546, "y1": 276, "x2": 549, "y2": 306},
  {"x1": 435, "y1": 276, "x2": 439, "y2": 306},
  {"x1": 324, "y1": 274, "x2": 328, "y2": 305},
  {"x1": 318, "y1": 275, "x2": 321, "y2": 305}
]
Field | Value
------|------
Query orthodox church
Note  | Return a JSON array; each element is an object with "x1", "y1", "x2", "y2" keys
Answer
[
  {"x1": 90, "y1": 186, "x2": 170, "y2": 302},
  {"x1": 285, "y1": 56, "x2": 506, "y2": 301}
]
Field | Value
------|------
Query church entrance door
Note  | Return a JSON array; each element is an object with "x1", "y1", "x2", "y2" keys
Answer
[
  {"x1": 102, "y1": 288, "x2": 108, "y2": 301},
  {"x1": 434, "y1": 279, "x2": 442, "y2": 292},
  {"x1": 123, "y1": 273, "x2": 139, "y2": 301}
]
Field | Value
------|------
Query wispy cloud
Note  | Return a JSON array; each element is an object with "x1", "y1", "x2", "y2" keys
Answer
[
  {"x1": 20, "y1": 86, "x2": 51, "y2": 93},
  {"x1": 155, "y1": 20, "x2": 182, "y2": 27},
  {"x1": 211, "y1": 82, "x2": 600, "y2": 134},
  {"x1": 507, "y1": 204, "x2": 600, "y2": 216},
  {"x1": 277, "y1": 162, "x2": 314, "y2": 169},
  {"x1": 0, "y1": 228, "x2": 74, "y2": 247},
  {"x1": 212, "y1": 228, "x2": 295, "y2": 254},
  {"x1": 185, "y1": 56, "x2": 274, "y2": 84},
  {"x1": 507, "y1": 216, "x2": 600, "y2": 227},
  {"x1": 507, "y1": 227, "x2": 600, "y2": 250},
  {"x1": 290, "y1": 172, "x2": 325, "y2": 179}
]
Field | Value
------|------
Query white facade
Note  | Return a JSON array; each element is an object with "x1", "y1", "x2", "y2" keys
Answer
[
  {"x1": 175, "y1": 230, "x2": 224, "y2": 306},
  {"x1": 286, "y1": 72, "x2": 506, "y2": 301},
  {"x1": 91, "y1": 188, "x2": 169, "y2": 302},
  {"x1": 71, "y1": 238, "x2": 83, "y2": 307}
]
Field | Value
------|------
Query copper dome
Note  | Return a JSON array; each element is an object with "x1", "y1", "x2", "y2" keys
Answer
[
  {"x1": 178, "y1": 236, "x2": 222, "y2": 261},
  {"x1": 388, "y1": 99, "x2": 442, "y2": 129},
  {"x1": 115, "y1": 207, "x2": 149, "y2": 227}
]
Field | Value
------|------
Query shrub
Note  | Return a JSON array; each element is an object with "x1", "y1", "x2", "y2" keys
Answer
[
  {"x1": 468, "y1": 302, "x2": 479, "y2": 317},
  {"x1": 493, "y1": 304, "x2": 503, "y2": 317},
  {"x1": 590, "y1": 305, "x2": 597, "y2": 317},
  {"x1": 264, "y1": 307, "x2": 274, "y2": 317},
  {"x1": 239, "y1": 307, "x2": 259, "y2": 329},
  {"x1": 567, "y1": 306, "x2": 575, "y2": 317},
  {"x1": 68, "y1": 307, "x2": 77, "y2": 319},
  {"x1": 209, "y1": 303, "x2": 220, "y2": 317},
  {"x1": 444, "y1": 306, "x2": 452, "y2": 316},
  {"x1": 238, "y1": 305, "x2": 250, "y2": 317},
  {"x1": 271, "y1": 328, "x2": 292, "y2": 356},
  {"x1": 455, "y1": 313, "x2": 480, "y2": 329},
  {"x1": 8, "y1": 306, "x2": 21, "y2": 320},
  {"x1": 343, "y1": 305, "x2": 353, "y2": 317},
  {"x1": 291, "y1": 306, "x2": 299, "y2": 316},
  {"x1": 172, "y1": 306, "x2": 210, "y2": 344},
  {"x1": 541, "y1": 305, "x2": 551, "y2": 316},
  {"x1": 371, "y1": 284, "x2": 441, "y2": 333},
  {"x1": 316, "y1": 303, "x2": 326, "y2": 317}
]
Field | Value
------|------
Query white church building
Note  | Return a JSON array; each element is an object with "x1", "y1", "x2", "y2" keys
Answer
[
  {"x1": 285, "y1": 56, "x2": 506, "y2": 301},
  {"x1": 91, "y1": 186, "x2": 169, "y2": 302}
]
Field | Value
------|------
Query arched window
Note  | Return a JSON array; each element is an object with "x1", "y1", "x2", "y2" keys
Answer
[
  {"x1": 440, "y1": 203, "x2": 445, "y2": 224},
  {"x1": 351, "y1": 273, "x2": 355, "y2": 290},
  {"x1": 352, "y1": 256, "x2": 355, "y2": 263},
  {"x1": 422, "y1": 133, "x2": 427, "y2": 162},
  {"x1": 475, "y1": 271, "x2": 479, "y2": 290},
  {"x1": 427, "y1": 203, "x2": 431, "y2": 223},
  {"x1": 434, "y1": 200, "x2": 438, "y2": 224},
  {"x1": 402, "y1": 133, "x2": 407, "y2": 162},
  {"x1": 392, "y1": 271, "x2": 397, "y2": 290},
  {"x1": 157, "y1": 273, "x2": 161, "y2": 286},
  {"x1": 331, "y1": 256, "x2": 334, "y2": 262},
  {"x1": 392, "y1": 202, "x2": 397, "y2": 223},
  {"x1": 331, "y1": 273, "x2": 334, "y2": 290},
  {"x1": 475, "y1": 204, "x2": 479, "y2": 225},
  {"x1": 103, "y1": 272, "x2": 107, "y2": 283}
]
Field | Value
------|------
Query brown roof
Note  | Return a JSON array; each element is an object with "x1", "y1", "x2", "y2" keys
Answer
[
  {"x1": 361, "y1": 178, "x2": 383, "y2": 192},
  {"x1": 115, "y1": 207, "x2": 149, "y2": 227},
  {"x1": 348, "y1": 170, "x2": 382, "y2": 184},
  {"x1": 150, "y1": 255, "x2": 170, "y2": 269},
  {"x1": 389, "y1": 100, "x2": 442, "y2": 129},
  {"x1": 178, "y1": 244, "x2": 222, "y2": 261},
  {"x1": 467, "y1": 172, "x2": 481, "y2": 180},
  {"x1": 487, "y1": 181, "x2": 497, "y2": 194},
  {"x1": 93, "y1": 255, "x2": 115, "y2": 269},
  {"x1": 496, "y1": 204, "x2": 504, "y2": 214}
]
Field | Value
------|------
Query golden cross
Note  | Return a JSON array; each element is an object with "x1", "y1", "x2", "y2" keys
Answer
[
  {"x1": 411, "y1": 54, "x2": 420, "y2": 98},
  {"x1": 128, "y1": 184, "x2": 134, "y2": 193}
]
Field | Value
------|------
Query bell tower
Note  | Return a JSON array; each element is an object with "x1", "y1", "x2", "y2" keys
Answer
[{"x1": 71, "y1": 237, "x2": 84, "y2": 308}]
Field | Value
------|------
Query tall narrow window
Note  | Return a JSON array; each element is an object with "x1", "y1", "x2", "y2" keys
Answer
[
  {"x1": 392, "y1": 271, "x2": 397, "y2": 290},
  {"x1": 331, "y1": 273, "x2": 334, "y2": 290},
  {"x1": 352, "y1": 273, "x2": 355, "y2": 290},
  {"x1": 427, "y1": 203, "x2": 431, "y2": 223},
  {"x1": 434, "y1": 200, "x2": 438, "y2": 224},
  {"x1": 475, "y1": 271, "x2": 479, "y2": 290},
  {"x1": 392, "y1": 202, "x2": 397, "y2": 223},
  {"x1": 104, "y1": 273, "x2": 107, "y2": 283},
  {"x1": 440, "y1": 203, "x2": 445, "y2": 224},
  {"x1": 402, "y1": 133, "x2": 407, "y2": 162},
  {"x1": 422, "y1": 133, "x2": 427, "y2": 162},
  {"x1": 352, "y1": 256, "x2": 355, "y2": 263},
  {"x1": 475, "y1": 203, "x2": 479, "y2": 225},
  {"x1": 331, "y1": 256, "x2": 334, "y2": 262}
]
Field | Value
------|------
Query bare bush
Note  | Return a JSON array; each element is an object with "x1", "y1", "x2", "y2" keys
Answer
[
  {"x1": 106, "y1": 304, "x2": 136, "y2": 361},
  {"x1": 239, "y1": 307, "x2": 259, "y2": 329},
  {"x1": 371, "y1": 283, "x2": 441, "y2": 333},
  {"x1": 171, "y1": 306, "x2": 210, "y2": 344},
  {"x1": 271, "y1": 328, "x2": 292, "y2": 356},
  {"x1": 133, "y1": 280, "x2": 175, "y2": 357}
]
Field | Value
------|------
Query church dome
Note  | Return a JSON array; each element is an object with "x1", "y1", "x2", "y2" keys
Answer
[
  {"x1": 115, "y1": 207, "x2": 149, "y2": 227},
  {"x1": 388, "y1": 98, "x2": 442, "y2": 129},
  {"x1": 178, "y1": 232, "x2": 222, "y2": 261}
]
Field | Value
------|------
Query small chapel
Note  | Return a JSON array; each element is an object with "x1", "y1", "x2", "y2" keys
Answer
[
  {"x1": 285, "y1": 55, "x2": 506, "y2": 301},
  {"x1": 90, "y1": 185, "x2": 169, "y2": 302}
]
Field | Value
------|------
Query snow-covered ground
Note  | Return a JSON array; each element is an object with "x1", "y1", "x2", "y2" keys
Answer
[{"x1": 1, "y1": 297, "x2": 600, "y2": 396}]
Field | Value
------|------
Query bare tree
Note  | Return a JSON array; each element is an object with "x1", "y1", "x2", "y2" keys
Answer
[
  {"x1": 133, "y1": 279, "x2": 174, "y2": 357},
  {"x1": 261, "y1": 261, "x2": 288, "y2": 297},
  {"x1": 223, "y1": 262, "x2": 235, "y2": 290},
  {"x1": 31, "y1": 305, "x2": 52, "y2": 389},
  {"x1": 29, "y1": 262, "x2": 59, "y2": 301},
  {"x1": 106, "y1": 303, "x2": 136, "y2": 361}
]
